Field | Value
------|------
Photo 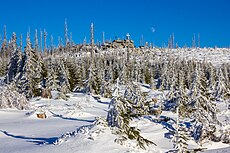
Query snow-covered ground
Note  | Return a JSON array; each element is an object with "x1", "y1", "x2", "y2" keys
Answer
[
  {"x1": 0, "y1": 91, "x2": 229, "y2": 153},
  {"x1": 153, "y1": 47, "x2": 230, "y2": 67},
  {"x1": 0, "y1": 93, "x2": 108, "y2": 153}
]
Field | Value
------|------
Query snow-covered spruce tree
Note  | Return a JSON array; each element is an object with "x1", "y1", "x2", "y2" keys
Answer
[
  {"x1": 0, "y1": 26, "x2": 11, "y2": 77},
  {"x1": 107, "y1": 80, "x2": 155, "y2": 149},
  {"x1": 155, "y1": 60, "x2": 164, "y2": 89},
  {"x1": 86, "y1": 59, "x2": 102, "y2": 95},
  {"x1": 166, "y1": 58, "x2": 177, "y2": 89},
  {"x1": 0, "y1": 58, "x2": 5, "y2": 77},
  {"x1": 143, "y1": 63, "x2": 152, "y2": 85},
  {"x1": 222, "y1": 64, "x2": 230, "y2": 87},
  {"x1": 56, "y1": 59, "x2": 70, "y2": 99},
  {"x1": 208, "y1": 64, "x2": 217, "y2": 88},
  {"x1": 101, "y1": 80, "x2": 112, "y2": 98},
  {"x1": 174, "y1": 123, "x2": 190, "y2": 152},
  {"x1": 111, "y1": 60, "x2": 119, "y2": 83},
  {"x1": 16, "y1": 33, "x2": 44, "y2": 98},
  {"x1": 185, "y1": 59, "x2": 197, "y2": 89},
  {"x1": 81, "y1": 56, "x2": 90, "y2": 86},
  {"x1": 172, "y1": 107, "x2": 190, "y2": 153},
  {"x1": 165, "y1": 61, "x2": 190, "y2": 112},
  {"x1": 180, "y1": 59, "x2": 190, "y2": 90},
  {"x1": 107, "y1": 79, "x2": 120, "y2": 127},
  {"x1": 175, "y1": 69, "x2": 190, "y2": 117},
  {"x1": 0, "y1": 54, "x2": 8, "y2": 77},
  {"x1": 5, "y1": 32, "x2": 22, "y2": 83},
  {"x1": 222, "y1": 64, "x2": 230, "y2": 99},
  {"x1": 188, "y1": 63, "x2": 217, "y2": 145},
  {"x1": 149, "y1": 61, "x2": 157, "y2": 89},
  {"x1": 38, "y1": 53, "x2": 48, "y2": 89},
  {"x1": 124, "y1": 82, "x2": 151, "y2": 115},
  {"x1": 214, "y1": 68, "x2": 227, "y2": 100},
  {"x1": 121, "y1": 62, "x2": 131, "y2": 84},
  {"x1": 164, "y1": 69, "x2": 178, "y2": 111},
  {"x1": 159, "y1": 62, "x2": 169, "y2": 91},
  {"x1": 1, "y1": 25, "x2": 8, "y2": 59},
  {"x1": 0, "y1": 83, "x2": 30, "y2": 110},
  {"x1": 63, "y1": 58, "x2": 79, "y2": 91},
  {"x1": 137, "y1": 61, "x2": 144, "y2": 83},
  {"x1": 73, "y1": 62, "x2": 84, "y2": 92},
  {"x1": 45, "y1": 58, "x2": 60, "y2": 91},
  {"x1": 99, "y1": 58, "x2": 112, "y2": 98},
  {"x1": 205, "y1": 63, "x2": 216, "y2": 100}
]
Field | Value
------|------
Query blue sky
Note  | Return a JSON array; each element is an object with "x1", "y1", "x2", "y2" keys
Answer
[{"x1": 0, "y1": 0, "x2": 230, "y2": 47}]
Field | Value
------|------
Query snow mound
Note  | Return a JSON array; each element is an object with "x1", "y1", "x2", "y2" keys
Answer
[
  {"x1": 64, "y1": 110, "x2": 96, "y2": 118},
  {"x1": 54, "y1": 117, "x2": 161, "y2": 153},
  {"x1": 54, "y1": 117, "x2": 107, "y2": 145}
]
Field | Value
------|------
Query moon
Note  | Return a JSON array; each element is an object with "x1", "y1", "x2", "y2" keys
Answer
[{"x1": 151, "y1": 27, "x2": 155, "y2": 33}]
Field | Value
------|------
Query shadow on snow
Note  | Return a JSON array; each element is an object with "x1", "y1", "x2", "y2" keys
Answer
[
  {"x1": 49, "y1": 111, "x2": 95, "y2": 123},
  {"x1": 144, "y1": 115, "x2": 176, "y2": 139},
  {"x1": 0, "y1": 130, "x2": 57, "y2": 145}
]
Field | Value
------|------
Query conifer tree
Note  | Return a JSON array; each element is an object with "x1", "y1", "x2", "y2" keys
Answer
[
  {"x1": 143, "y1": 63, "x2": 151, "y2": 85},
  {"x1": 206, "y1": 64, "x2": 216, "y2": 100},
  {"x1": 173, "y1": 107, "x2": 189, "y2": 153},
  {"x1": 6, "y1": 32, "x2": 22, "y2": 83},
  {"x1": 222, "y1": 64, "x2": 230, "y2": 99},
  {"x1": 16, "y1": 32, "x2": 44, "y2": 98},
  {"x1": 86, "y1": 58, "x2": 102, "y2": 95},
  {"x1": 0, "y1": 83, "x2": 30, "y2": 110},
  {"x1": 107, "y1": 80, "x2": 155, "y2": 149},
  {"x1": 63, "y1": 58, "x2": 78, "y2": 91},
  {"x1": 121, "y1": 62, "x2": 131, "y2": 84},
  {"x1": 214, "y1": 68, "x2": 227, "y2": 100},
  {"x1": 188, "y1": 64, "x2": 217, "y2": 145},
  {"x1": 57, "y1": 59, "x2": 71, "y2": 94},
  {"x1": 46, "y1": 58, "x2": 59, "y2": 91},
  {"x1": 0, "y1": 26, "x2": 9, "y2": 77}
]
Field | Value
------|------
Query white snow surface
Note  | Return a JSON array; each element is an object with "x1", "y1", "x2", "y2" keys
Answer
[{"x1": 0, "y1": 91, "x2": 229, "y2": 153}]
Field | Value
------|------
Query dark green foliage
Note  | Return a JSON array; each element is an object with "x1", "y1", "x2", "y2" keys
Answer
[
  {"x1": 64, "y1": 60, "x2": 79, "y2": 91},
  {"x1": 86, "y1": 59, "x2": 102, "y2": 95},
  {"x1": 0, "y1": 59, "x2": 7, "y2": 77},
  {"x1": 144, "y1": 65, "x2": 151, "y2": 85}
]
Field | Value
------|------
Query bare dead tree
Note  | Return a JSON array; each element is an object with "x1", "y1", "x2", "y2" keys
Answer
[
  {"x1": 192, "y1": 34, "x2": 196, "y2": 48},
  {"x1": 102, "y1": 31, "x2": 105, "y2": 44},
  {"x1": 70, "y1": 32, "x2": 73, "y2": 46},
  {"x1": 3, "y1": 25, "x2": 7, "y2": 45},
  {"x1": 168, "y1": 35, "x2": 172, "y2": 49},
  {"x1": 40, "y1": 29, "x2": 43, "y2": 53},
  {"x1": 198, "y1": 33, "x2": 200, "y2": 48},
  {"x1": 90, "y1": 22, "x2": 94, "y2": 58},
  {"x1": 64, "y1": 19, "x2": 69, "y2": 46},
  {"x1": 91, "y1": 23, "x2": 94, "y2": 46},
  {"x1": 172, "y1": 33, "x2": 175, "y2": 49},
  {"x1": 44, "y1": 29, "x2": 47, "y2": 55},
  {"x1": 34, "y1": 29, "x2": 39, "y2": 51},
  {"x1": 50, "y1": 35, "x2": 54, "y2": 55},
  {"x1": 20, "y1": 34, "x2": 22, "y2": 52},
  {"x1": 83, "y1": 37, "x2": 87, "y2": 45},
  {"x1": 140, "y1": 34, "x2": 144, "y2": 47},
  {"x1": 2, "y1": 25, "x2": 8, "y2": 58}
]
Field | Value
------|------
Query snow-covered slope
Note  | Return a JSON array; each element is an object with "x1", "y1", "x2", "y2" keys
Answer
[{"x1": 0, "y1": 92, "x2": 229, "y2": 153}]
